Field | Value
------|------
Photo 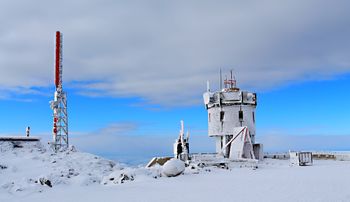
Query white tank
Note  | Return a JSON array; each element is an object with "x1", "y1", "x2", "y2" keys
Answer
[{"x1": 203, "y1": 76, "x2": 257, "y2": 157}]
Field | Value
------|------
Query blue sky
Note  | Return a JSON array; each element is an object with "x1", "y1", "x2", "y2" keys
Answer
[
  {"x1": 258, "y1": 73, "x2": 350, "y2": 136},
  {"x1": 1, "y1": 73, "x2": 350, "y2": 164},
  {"x1": 0, "y1": 1, "x2": 350, "y2": 164}
]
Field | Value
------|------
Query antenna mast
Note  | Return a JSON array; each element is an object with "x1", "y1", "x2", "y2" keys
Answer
[
  {"x1": 224, "y1": 69, "x2": 237, "y2": 89},
  {"x1": 219, "y1": 68, "x2": 222, "y2": 90},
  {"x1": 50, "y1": 31, "x2": 69, "y2": 152}
]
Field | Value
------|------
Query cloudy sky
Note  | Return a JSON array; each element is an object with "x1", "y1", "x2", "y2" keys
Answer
[{"x1": 0, "y1": 0, "x2": 349, "y2": 164}]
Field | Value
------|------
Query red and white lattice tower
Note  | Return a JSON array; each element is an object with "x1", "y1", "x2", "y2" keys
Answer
[{"x1": 50, "y1": 31, "x2": 69, "y2": 151}]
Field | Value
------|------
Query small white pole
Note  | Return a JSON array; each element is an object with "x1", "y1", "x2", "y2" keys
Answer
[{"x1": 207, "y1": 80, "x2": 210, "y2": 92}]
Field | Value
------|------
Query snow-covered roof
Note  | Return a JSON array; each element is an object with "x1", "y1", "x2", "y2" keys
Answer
[{"x1": 0, "y1": 136, "x2": 40, "y2": 142}]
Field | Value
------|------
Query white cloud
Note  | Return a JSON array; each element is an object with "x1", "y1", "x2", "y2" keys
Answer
[
  {"x1": 68, "y1": 122, "x2": 214, "y2": 164},
  {"x1": 0, "y1": 0, "x2": 350, "y2": 105},
  {"x1": 258, "y1": 134, "x2": 350, "y2": 152},
  {"x1": 65, "y1": 122, "x2": 350, "y2": 164},
  {"x1": 257, "y1": 125, "x2": 350, "y2": 152}
]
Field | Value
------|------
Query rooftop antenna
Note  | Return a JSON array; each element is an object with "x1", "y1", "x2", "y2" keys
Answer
[
  {"x1": 223, "y1": 69, "x2": 237, "y2": 89},
  {"x1": 219, "y1": 68, "x2": 222, "y2": 90},
  {"x1": 207, "y1": 80, "x2": 210, "y2": 92},
  {"x1": 232, "y1": 69, "x2": 237, "y2": 88},
  {"x1": 49, "y1": 31, "x2": 69, "y2": 152},
  {"x1": 230, "y1": 70, "x2": 232, "y2": 88}
]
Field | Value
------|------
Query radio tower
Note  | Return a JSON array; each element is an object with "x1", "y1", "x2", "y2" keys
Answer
[{"x1": 50, "y1": 31, "x2": 69, "y2": 152}]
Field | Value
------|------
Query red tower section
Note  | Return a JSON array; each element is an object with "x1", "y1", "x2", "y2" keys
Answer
[
  {"x1": 55, "y1": 31, "x2": 62, "y2": 89},
  {"x1": 51, "y1": 31, "x2": 69, "y2": 152}
]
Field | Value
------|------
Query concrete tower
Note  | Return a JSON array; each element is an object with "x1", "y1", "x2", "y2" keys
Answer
[{"x1": 203, "y1": 70, "x2": 261, "y2": 159}]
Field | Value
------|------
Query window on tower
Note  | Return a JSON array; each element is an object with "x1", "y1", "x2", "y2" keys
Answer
[
  {"x1": 220, "y1": 111, "x2": 225, "y2": 122},
  {"x1": 252, "y1": 112, "x2": 255, "y2": 123},
  {"x1": 239, "y1": 110, "x2": 243, "y2": 122}
]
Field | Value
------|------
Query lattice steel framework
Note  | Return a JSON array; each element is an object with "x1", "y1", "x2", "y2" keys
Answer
[{"x1": 50, "y1": 31, "x2": 69, "y2": 152}]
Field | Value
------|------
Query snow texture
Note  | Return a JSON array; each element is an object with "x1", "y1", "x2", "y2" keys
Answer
[
  {"x1": 1, "y1": 141, "x2": 350, "y2": 202},
  {"x1": 0, "y1": 141, "x2": 120, "y2": 193}
]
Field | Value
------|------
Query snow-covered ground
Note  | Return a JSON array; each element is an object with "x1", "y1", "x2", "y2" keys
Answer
[{"x1": 1, "y1": 141, "x2": 350, "y2": 202}]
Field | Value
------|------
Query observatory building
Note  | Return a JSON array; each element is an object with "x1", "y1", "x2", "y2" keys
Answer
[{"x1": 203, "y1": 71, "x2": 263, "y2": 160}]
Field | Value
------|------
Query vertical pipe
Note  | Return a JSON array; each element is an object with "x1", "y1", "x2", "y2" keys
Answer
[
  {"x1": 230, "y1": 70, "x2": 233, "y2": 88},
  {"x1": 219, "y1": 68, "x2": 222, "y2": 90}
]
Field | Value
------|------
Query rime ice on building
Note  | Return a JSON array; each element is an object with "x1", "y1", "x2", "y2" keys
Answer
[
  {"x1": 49, "y1": 31, "x2": 69, "y2": 152},
  {"x1": 203, "y1": 70, "x2": 263, "y2": 160},
  {"x1": 173, "y1": 120, "x2": 190, "y2": 161}
]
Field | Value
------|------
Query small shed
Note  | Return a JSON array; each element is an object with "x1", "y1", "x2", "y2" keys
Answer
[
  {"x1": 289, "y1": 151, "x2": 313, "y2": 166},
  {"x1": 146, "y1": 157, "x2": 172, "y2": 168},
  {"x1": 0, "y1": 136, "x2": 40, "y2": 142}
]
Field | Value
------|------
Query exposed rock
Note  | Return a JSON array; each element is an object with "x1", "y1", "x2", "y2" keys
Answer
[
  {"x1": 119, "y1": 173, "x2": 134, "y2": 184},
  {"x1": 38, "y1": 178, "x2": 52, "y2": 188},
  {"x1": 0, "y1": 164, "x2": 7, "y2": 170}
]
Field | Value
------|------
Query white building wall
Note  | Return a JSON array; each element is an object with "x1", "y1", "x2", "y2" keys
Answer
[
  {"x1": 215, "y1": 137, "x2": 222, "y2": 153},
  {"x1": 208, "y1": 105, "x2": 256, "y2": 142},
  {"x1": 204, "y1": 89, "x2": 257, "y2": 156}
]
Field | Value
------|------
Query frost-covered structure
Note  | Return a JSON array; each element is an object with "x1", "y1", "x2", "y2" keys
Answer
[
  {"x1": 173, "y1": 120, "x2": 189, "y2": 161},
  {"x1": 203, "y1": 71, "x2": 262, "y2": 159},
  {"x1": 49, "y1": 31, "x2": 69, "y2": 152}
]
